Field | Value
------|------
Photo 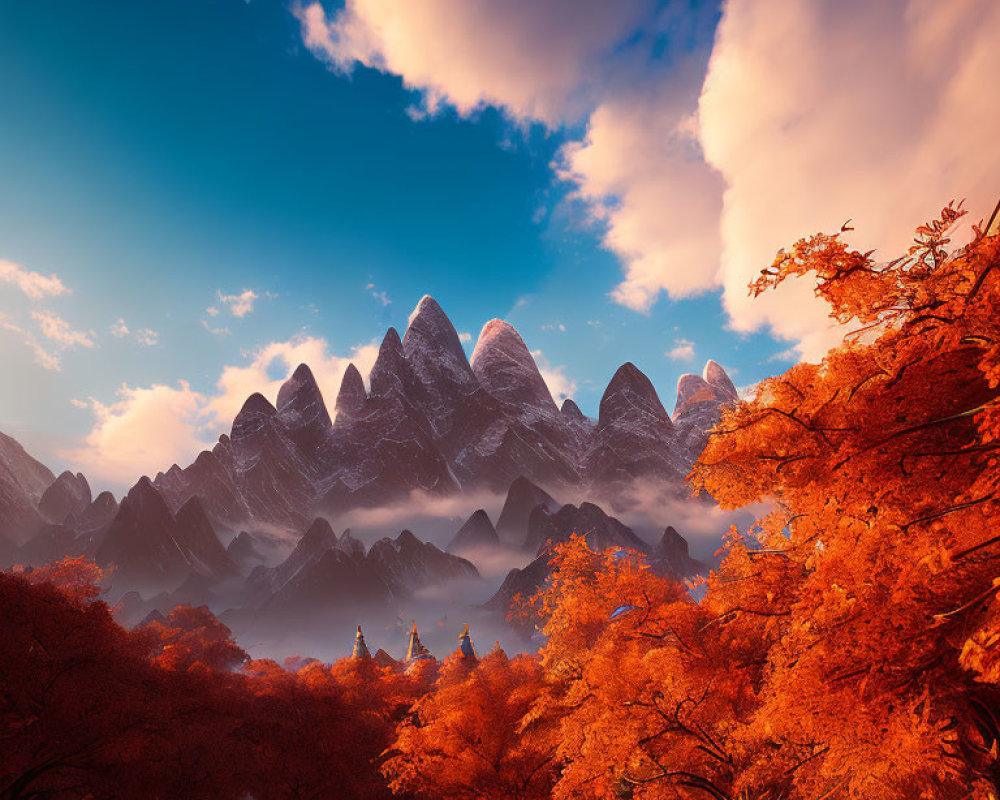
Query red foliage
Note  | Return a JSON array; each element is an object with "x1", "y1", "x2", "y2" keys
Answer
[
  {"x1": 0, "y1": 567, "x2": 419, "y2": 800},
  {"x1": 142, "y1": 604, "x2": 249, "y2": 671}
]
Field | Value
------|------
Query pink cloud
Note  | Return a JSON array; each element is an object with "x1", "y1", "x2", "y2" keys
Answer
[
  {"x1": 63, "y1": 381, "x2": 213, "y2": 488},
  {"x1": 296, "y1": 0, "x2": 1000, "y2": 362},
  {"x1": 698, "y1": 0, "x2": 1000, "y2": 359},
  {"x1": 64, "y1": 335, "x2": 383, "y2": 491},
  {"x1": 0, "y1": 259, "x2": 69, "y2": 301},
  {"x1": 209, "y1": 335, "x2": 380, "y2": 424},
  {"x1": 295, "y1": 0, "x2": 655, "y2": 124}
]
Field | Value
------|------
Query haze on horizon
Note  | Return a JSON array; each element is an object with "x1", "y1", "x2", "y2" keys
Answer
[{"x1": 1, "y1": 0, "x2": 998, "y2": 496}]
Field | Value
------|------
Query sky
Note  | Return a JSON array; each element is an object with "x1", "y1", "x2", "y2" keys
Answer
[{"x1": 1, "y1": 0, "x2": 998, "y2": 494}]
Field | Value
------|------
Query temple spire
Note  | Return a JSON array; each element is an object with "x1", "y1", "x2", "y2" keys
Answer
[
  {"x1": 353, "y1": 625, "x2": 371, "y2": 659},
  {"x1": 406, "y1": 621, "x2": 431, "y2": 661},
  {"x1": 456, "y1": 622, "x2": 478, "y2": 660}
]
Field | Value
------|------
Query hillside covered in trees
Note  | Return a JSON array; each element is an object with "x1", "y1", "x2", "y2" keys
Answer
[{"x1": 4, "y1": 204, "x2": 1000, "y2": 799}]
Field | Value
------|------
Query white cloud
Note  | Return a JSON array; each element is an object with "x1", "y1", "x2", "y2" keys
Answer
[
  {"x1": 3, "y1": 309, "x2": 94, "y2": 369},
  {"x1": 530, "y1": 348, "x2": 577, "y2": 404},
  {"x1": 698, "y1": 0, "x2": 1000, "y2": 360},
  {"x1": 1, "y1": 316, "x2": 61, "y2": 371},
  {"x1": 218, "y1": 289, "x2": 258, "y2": 318},
  {"x1": 65, "y1": 334, "x2": 383, "y2": 491},
  {"x1": 205, "y1": 306, "x2": 220, "y2": 317},
  {"x1": 458, "y1": 331, "x2": 473, "y2": 345},
  {"x1": 557, "y1": 84, "x2": 724, "y2": 310},
  {"x1": 366, "y1": 282, "x2": 392, "y2": 306},
  {"x1": 541, "y1": 323, "x2": 567, "y2": 333},
  {"x1": 209, "y1": 334, "x2": 380, "y2": 424},
  {"x1": 296, "y1": 0, "x2": 655, "y2": 125},
  {"x1": 0, "y1": 259, "x2": 69, "y2": 301},
  {"x1": 63, "y1": 382, "x2": 214, "y2": 488},
  {"x1": 201, "y1": 319, "x2": 232, "y2": 337},
  {"x1": 296, "y1": 0, "x2": 1000, "y2": 362},
  {"x1": 666, "y1": 338, "x2": 695, "y2": 361},
  {"x1": 111, "y1": 318, "x2": 158, "y2": 346}
]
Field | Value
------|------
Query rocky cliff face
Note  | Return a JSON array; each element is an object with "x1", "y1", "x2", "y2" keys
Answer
[
  {"x1": 523, "y1": 501, "x2": 650, "y2": 556},
  {"x1": 246, "y1": 523, "x2": 479, "y2": 616},
  {"x1": 672, "y1": 360, "x2": 740, "y2": 464},
  {"x1": 584, "y1": 362, "x2": 688, "y2": 490},
  {"x1": 486, "y1": 502, "x2": 706, "y2": 624},
  {"x1": 38, "y1": 471, "x2": 91, "y2": 524},
  {"x1": 494, "y1": 476, "x2": 560, "y2": 550},
  {"x1": 0, "y1": 431, "x2": 56, "y2": 551}
]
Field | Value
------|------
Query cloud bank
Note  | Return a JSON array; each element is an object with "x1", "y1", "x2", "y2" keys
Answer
[
  {"x1": 66, "y1": 335, "x2": 380, "y2": 490},
  {"x1": 298, "y1": 0, "x2": 1000, "y2": 360}
]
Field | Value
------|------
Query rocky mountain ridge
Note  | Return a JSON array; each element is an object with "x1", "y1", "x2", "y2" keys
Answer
[{"x1": 136, "y1": 295, "x2": 736, "y2": 538}]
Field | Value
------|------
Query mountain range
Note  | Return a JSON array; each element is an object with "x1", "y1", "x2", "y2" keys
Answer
[
  {"x1": 0, "y1": 295, "x2": 735, "y2": 650},
  {"x1": 147, "y1": 295, "x2": 738, "y2": 533}
]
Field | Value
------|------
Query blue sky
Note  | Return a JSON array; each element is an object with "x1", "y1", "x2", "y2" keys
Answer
[{"x1": 2, "y1": 0, "x2": 996, "y2": 491}]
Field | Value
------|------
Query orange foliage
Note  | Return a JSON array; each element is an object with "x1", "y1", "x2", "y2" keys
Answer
[
  {"x1": 490, "y1": 206, "x2": 1000, "y2": 800},
  {"x1": 382, "y1": 648, "x2": 557, "y2": 800},
  {"x1": 687, "y1": 205, "x2": 1000, "y2": 798}
]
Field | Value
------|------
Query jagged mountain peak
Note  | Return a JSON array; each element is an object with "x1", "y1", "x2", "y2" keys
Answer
[
  {"x1": 395, "y1": 528, "x2": 422, "y2": 549},
  {"x1": 175, "y1": 494, "x2": 211, "y2": 526},
  {"x1": 129, "y1": 475, "x2": 169, "y2": 506},
  {"x1": 447, "y1": 508, "x2": 498, "y2": 553},
  {"x1": 599, "y1": 362, "x2": 672, "y2": 429},
  {"x1": 561, "y1": 398, "x2": 585, "y2": 421},
  {"x1": 470, "y1": 319, "x2": 520, "y2": 362},
  {"x1": 301, "y1": 516, "x2": 337, "y2": 549},
  {"x1": 91, "y1": 490, "x2": 118, "y2": 513},
  {"x1": 335, "y1": 363, "x2": 367, "y2": 420},
  {"x1": 369, "y1": 327, "x2": 410, "y2": 398},
  {"x1": 38, "y1": 470, "x2": 92, "y2": 524},
  {"x1": 674, "y1": 373, "x2": 716, "y2": 417},
  {"x1": 495, "y1": 476, "x2": 559, "y2": 549},
  {"x1": 402, "y1": 296, "x2": 474, "y2": 384},
  {"x1": 702, "y1": 360, "x2": 738, "y2": 401},
  {"x1": 239, "y1": 392, "x2": 277, "y2": 416},
  {"x1": 471, "y1": 319, "x2": 556, "y2": 410},
  {"x1": 276, "y1": 363, "x2": 332, "y2": 430}
]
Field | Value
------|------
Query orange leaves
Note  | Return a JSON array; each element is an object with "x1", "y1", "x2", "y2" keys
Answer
[
  {"x1": 142, "y1": 604, "x2": 249, "y2": 672},
  {"x1": 382, "y1": 648, "x2": 556, "y2": 800},
  {"x1": 19, "y1": 555, "x2": 104, "y2": 604},
  {"x1": 690, "y1": 204, "x2": 1000, "y2": 797}
]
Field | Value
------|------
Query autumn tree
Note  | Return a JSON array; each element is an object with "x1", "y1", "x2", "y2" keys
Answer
[
  {"x1": 685, "y1": 204, "x2": 1000, "y2": 798},
  {"x1": 512, "y1": 206, "x2": 1000, "y2": 800},
  {"x1": 382, "y1": 647, "x2": 558, "y2": 800},
  {"x1": 1, "y1": 562, "x2": 418, "y2": 800},
  {"x1": 0, "y1": 568, "x2": 248, "y2": 800},
  {"x1": 142, "y1": 604, "x2": 249, "y2": 671},
  {"x1": 516, "y1": 536, "x2": 768, "y2": 800}
]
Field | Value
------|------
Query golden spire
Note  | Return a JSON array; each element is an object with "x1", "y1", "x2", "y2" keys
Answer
[
  {"x1": 457, "y1": 622, "x2": 477, "y2": 660},
  {"x1": 406, "y1": 622, "x2": 430, "y2": 661}
]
